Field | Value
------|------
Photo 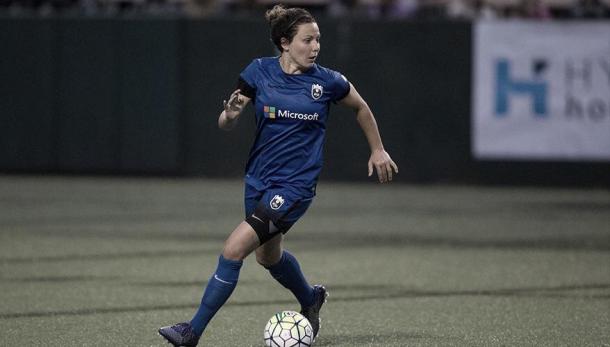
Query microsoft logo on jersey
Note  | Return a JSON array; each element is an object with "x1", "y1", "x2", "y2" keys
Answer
[
  {"x1": 264, "y1": 105, "x2": 319, "y2": 121},
  {"x1": 263, "y1": 106, "x2": 276, "y2": 119}
]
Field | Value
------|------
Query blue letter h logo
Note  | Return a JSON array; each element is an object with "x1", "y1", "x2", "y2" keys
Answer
[{"x1": 495, "y1": 59, "x2": 548, "y2": 117}]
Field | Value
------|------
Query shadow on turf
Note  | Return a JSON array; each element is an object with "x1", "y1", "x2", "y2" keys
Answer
[
  {"x1": 327, "y1": 283, "x2": 610, "y2": 303},
  {"x1": 2, "y1": 283, "x2": 608, "y2": 320},
  {"x1": 2, "y1": 232, "x2": 609, "y2": 265},
  {"x1": 4, "y1": 275, "x2": 121, "y2": 283},
  {"x1": 5, "y1": 200, "x2": 607, "y2": 228},
  {"x1": 315, "y1": 331, "x2": 439, "y2": 346},
  {"x1": 0, "y1": 248, "x2": 213, "y2": 264}
]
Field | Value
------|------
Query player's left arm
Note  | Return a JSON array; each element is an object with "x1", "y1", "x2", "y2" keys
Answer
[{"x1": 338, "y1": 82, "x2": 398, "y2": 183}]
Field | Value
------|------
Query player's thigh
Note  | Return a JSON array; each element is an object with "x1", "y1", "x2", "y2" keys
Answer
[{"x1": 222, "y1": 221, "x2": 260, "y2": 260}]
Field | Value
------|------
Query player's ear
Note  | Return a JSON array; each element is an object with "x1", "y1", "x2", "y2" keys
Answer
[{"x1": 280, "y1": 37, "x2": 290, "y2": 52}]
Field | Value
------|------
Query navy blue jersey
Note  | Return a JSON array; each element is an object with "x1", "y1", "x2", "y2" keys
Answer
[{"x1": 240, "y1": 57, "x2": 350, "y2": 195}]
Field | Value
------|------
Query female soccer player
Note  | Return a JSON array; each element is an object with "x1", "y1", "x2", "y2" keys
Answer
[{"x1": 159, "y1": 5, "x2": 398, "y2": 346}]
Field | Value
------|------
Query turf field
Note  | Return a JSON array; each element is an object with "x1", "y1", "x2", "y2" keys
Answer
[{"x1": 0, "y1": 176, "x2": 609, "y2": 346}]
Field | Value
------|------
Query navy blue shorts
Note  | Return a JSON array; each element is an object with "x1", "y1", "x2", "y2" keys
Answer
[{"x1": 244, "y1": 183, "x2": 314, "y2": 235}]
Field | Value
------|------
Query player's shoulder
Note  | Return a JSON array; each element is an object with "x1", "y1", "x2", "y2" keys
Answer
[
  {"x1": 311, "y1": 64, "x2": 350, "y2": 100},
  {"x1": 312, "y1": 63, "x2": 348, "y2": 83},
  {"x1": 241, "y1": 57, "x2": 277, "y2": 82},
  {"x1": 247, "y1": 56, "x2": 277, "y2": 70}
]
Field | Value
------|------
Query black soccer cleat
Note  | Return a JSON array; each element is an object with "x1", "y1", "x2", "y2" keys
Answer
[
  {"x1": 158, "y1": 322, "x2": 200, "y2": 347},
  {"x1": 300, "y1": 285, "x2": 328, "y2": 340}
]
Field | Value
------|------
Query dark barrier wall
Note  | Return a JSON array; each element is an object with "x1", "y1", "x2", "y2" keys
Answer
[
  {"x1": 0, "y1": 17, "x2": 184, "y2": 174},
  {"x1": 1, "y1": 17, "x2": 609, "y2": 186}
]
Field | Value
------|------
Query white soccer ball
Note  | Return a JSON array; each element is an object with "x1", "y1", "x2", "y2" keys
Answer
[{"x1": 263, "y1": 311, "x2": 313, "y2": 347}]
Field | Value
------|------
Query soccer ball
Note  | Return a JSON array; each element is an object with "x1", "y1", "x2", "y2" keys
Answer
[{"x1": 263, "y1": 311, "x2": 313, "y2": 347}]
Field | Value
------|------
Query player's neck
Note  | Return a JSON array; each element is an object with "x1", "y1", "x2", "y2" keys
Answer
[{"x1": 279, "y1": 55, "x2": 305, "y2": 75}]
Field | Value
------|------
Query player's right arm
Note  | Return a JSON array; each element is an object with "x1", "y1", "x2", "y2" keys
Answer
[{"x1": 218, "y1": 89, "x2": 251, "y2": 131}]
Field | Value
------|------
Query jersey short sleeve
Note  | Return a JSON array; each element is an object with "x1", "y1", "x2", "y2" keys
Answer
[
  {"x1": 239, "y1": 59, "x2": 260, "y2": 92},
  {"x1": 329, "y1": 70, "x2": 350, "y2": 102},
  {"x1": 237, "y1": 77, "x2": 256, "y2": 99}
]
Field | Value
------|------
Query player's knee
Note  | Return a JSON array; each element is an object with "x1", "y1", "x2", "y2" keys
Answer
[
  {"x1": 255, "y1": 250, "x2": 281, "y2": 268},
  {"x1": 255, "y1": 254, "x2": 272, "y2": 267},
  {"x1": 222, "y1": 242, "x2": 248, "y2": 261}
]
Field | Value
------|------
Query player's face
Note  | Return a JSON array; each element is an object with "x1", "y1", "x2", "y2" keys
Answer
[{"x1": 286, "y1": 22, "x2": 321, "y2": 71}]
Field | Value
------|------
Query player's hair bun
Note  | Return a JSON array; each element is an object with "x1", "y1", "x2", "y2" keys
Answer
[{"x1": 265, "y1": 4, "x2": 287, "y2": 25}]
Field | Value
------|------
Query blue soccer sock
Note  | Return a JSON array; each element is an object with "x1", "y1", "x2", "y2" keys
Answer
[
  {"x1": 190, "y1": 255, "x2": 243, "y2": 336},
  {"x1": 266, "y1": 250, "x2": 314, "y2": 308}
]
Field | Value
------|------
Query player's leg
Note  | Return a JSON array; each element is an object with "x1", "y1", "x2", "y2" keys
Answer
[
  {"x1": 159, "y1": 222, "x2": 259, "y2": 346},
  {"x1": 256, "y1": 236, "x2": 327, "y2": 339},
  {"x1": 254, "y1": 233, "x2": 283, "y2": 266},
  {"x1": 256, "y1": 235, "x2": 314, "y2": 309},
  {"x1": 251, "y1": 190, "x2": 327, "y2": 339},
  {"x1": 189, "y1": 222, "x2": 259, "y2": 333}
]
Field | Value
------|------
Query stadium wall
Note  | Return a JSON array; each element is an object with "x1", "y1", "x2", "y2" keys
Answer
[{"x1": 1, "y1": 17, "x2": 608, "y2": 186}]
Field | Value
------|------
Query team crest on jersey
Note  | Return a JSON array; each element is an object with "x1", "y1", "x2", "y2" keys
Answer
[
  {"x1": 270, "y1": 195, "x2": 285, "y2": 210},
  {"x1": 311, "y1": 84, "x2": 323, "y2": 100}
]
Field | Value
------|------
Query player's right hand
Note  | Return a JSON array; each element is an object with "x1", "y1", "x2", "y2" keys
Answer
[
  {"x1": 368, "y1": 149, "x2": 398, "y2": 183},
  {"x1": 223, "y1": 89, "x2": 245, "y2": 119}
]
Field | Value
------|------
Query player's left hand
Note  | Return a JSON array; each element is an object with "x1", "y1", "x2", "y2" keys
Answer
[
  {"x1": 368, "y1": 149, "x2": 398, "y2": 183},
  {"x1": 223, "y1": 89, "x2": 246, "y2": 119}
]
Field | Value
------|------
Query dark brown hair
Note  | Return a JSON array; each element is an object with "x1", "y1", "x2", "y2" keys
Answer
[{"x1": 265, "y1": 5, "x2": 316, "y2": 52}]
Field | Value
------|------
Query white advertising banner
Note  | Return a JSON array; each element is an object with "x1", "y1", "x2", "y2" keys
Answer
[{"x1": 473, "y1": 21, "x2": 610, "y2": 161}]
